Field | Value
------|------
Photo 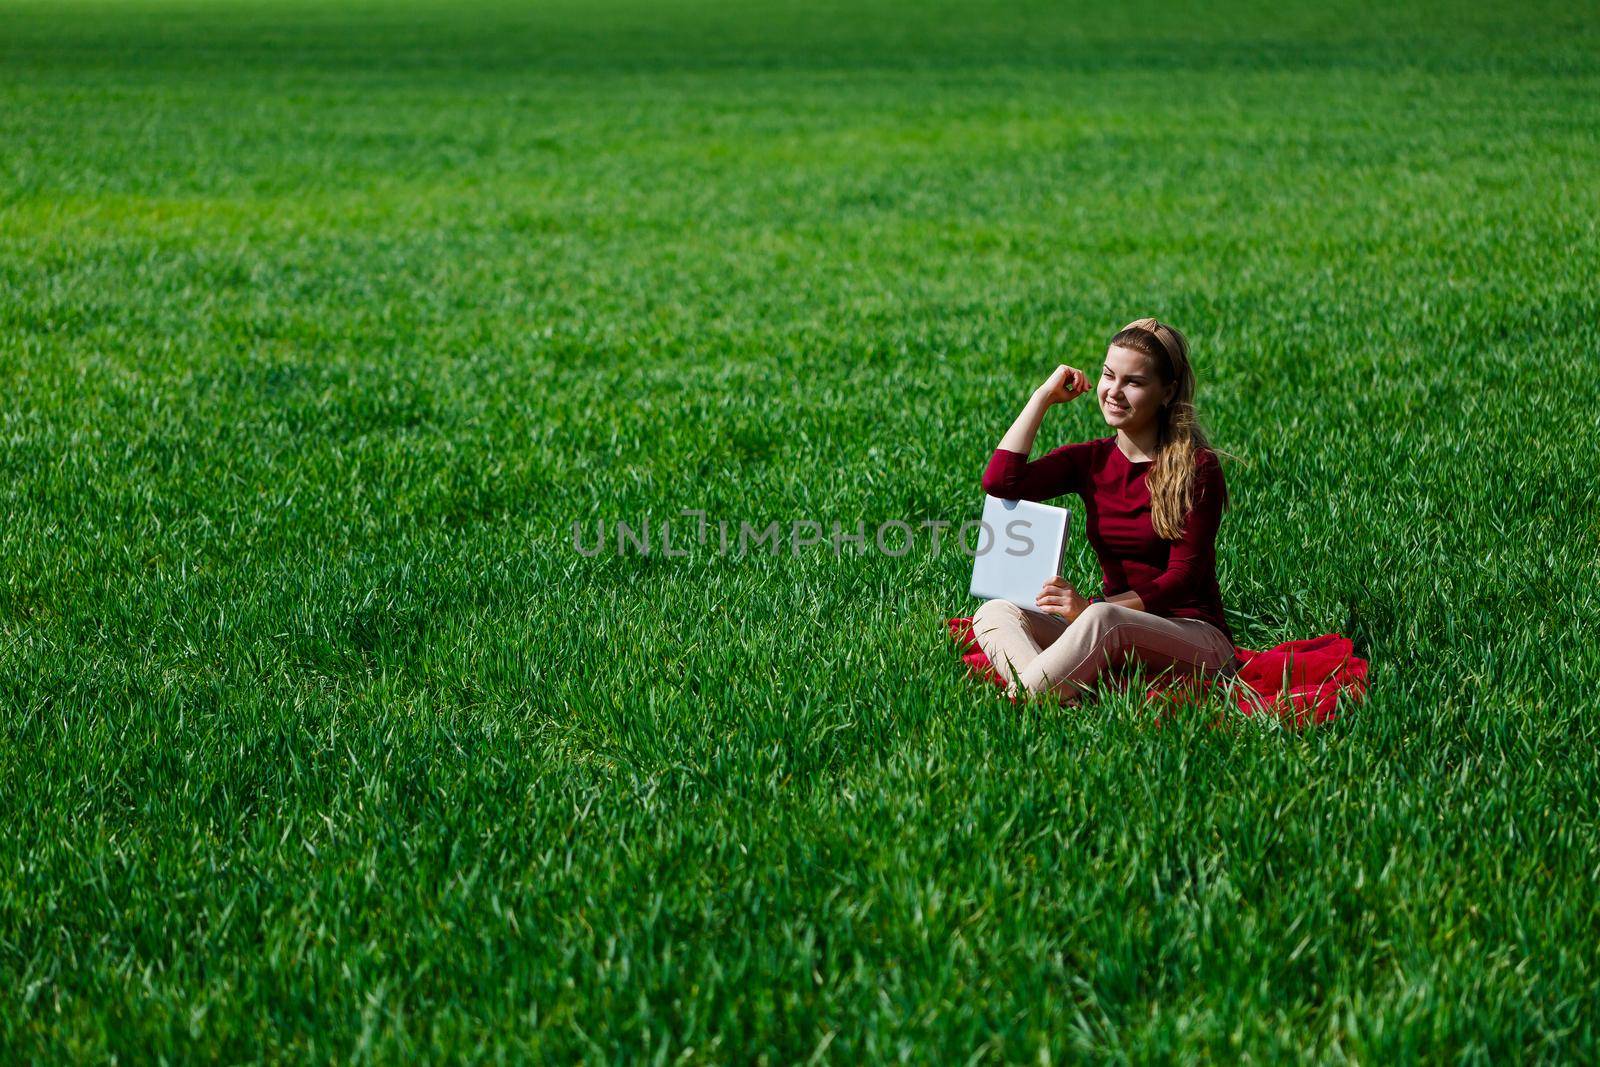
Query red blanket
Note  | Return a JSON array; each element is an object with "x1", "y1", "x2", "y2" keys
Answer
[{"x1": 946, "y1": 616, "x2": 1368, "y2": 727}]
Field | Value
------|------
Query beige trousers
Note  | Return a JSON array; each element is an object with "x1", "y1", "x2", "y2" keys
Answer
[{"x1": 970, "y1": 599, "x2": 1237, "y2": 702}]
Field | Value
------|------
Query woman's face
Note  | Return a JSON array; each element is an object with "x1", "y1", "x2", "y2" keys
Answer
[{"x1": 1097, "y1": 345, "x2": 1174, "y2": 434}]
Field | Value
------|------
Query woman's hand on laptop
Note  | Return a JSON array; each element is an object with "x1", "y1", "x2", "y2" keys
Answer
[
  {"x1": 1036, "y1": 575, "x2": 1089, "y2": 621},
  {"x1": 1034, "y1": 364, "x2": 1091, "y2": 408}
]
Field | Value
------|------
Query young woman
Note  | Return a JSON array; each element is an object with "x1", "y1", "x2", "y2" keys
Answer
[{"x1": 972, "y1": 317, "x2": 1237, "y2": 703}]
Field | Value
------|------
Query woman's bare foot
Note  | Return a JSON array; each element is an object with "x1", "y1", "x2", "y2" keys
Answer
[{"x1": 1003, "y1": 679, "x2": 1088, "y2": 708}]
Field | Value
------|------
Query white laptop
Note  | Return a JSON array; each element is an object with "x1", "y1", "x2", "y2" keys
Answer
[{"x1": 968, "y1": 495, "x2": 1070, "y2": 614}]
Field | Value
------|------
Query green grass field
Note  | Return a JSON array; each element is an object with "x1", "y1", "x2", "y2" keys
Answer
[{"x1": 4, "y1": 0, "x2": 1600, "y2": 1059}]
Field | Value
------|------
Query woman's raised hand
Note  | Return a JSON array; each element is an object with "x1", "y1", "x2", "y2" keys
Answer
[
  {"x1": 996, "y1": 363, "x2": 1092, "y2": 459},
  {"x1": 1034, "y1": 364, "x2": 1091, "y2": 407}
]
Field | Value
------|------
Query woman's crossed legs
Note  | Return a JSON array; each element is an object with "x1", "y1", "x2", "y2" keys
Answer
[{"x1": 970, "y1": 599, "x2": 1236, "y2": 702}]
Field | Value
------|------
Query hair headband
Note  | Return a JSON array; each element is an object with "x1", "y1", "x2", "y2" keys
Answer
[{"x1": 1117, "y1": 318, "x2": 1184, "y2": 375}]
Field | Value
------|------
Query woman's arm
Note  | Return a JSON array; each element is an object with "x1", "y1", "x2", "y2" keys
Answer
[
  {"x1": 981, "y1": 365, "x2": 1092, "y2": 501},
  {"x1": 998, "y1": 363, "x2": 1087, "y2": 452},
  {"x1": 1103, "y1": 589, "x2": 1146, "y2": 611},
  {"x1": 1129, "y1": 455, "x2": 1225, "y2": 613},
  {"x1": 1036, "y1": 455, "x2": 1223, "y2": 621},
  {"x1": 995, "y1": 391, "x2": 1054, "y2": 456},
  {"x1": 1036, "y1": 579, "x2": 1145, "y2": 618}
]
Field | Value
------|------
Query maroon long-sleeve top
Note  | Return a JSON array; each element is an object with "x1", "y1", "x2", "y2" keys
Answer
[{"x1": 981, "y1": 436, "x2": 1232, "y2": 641}]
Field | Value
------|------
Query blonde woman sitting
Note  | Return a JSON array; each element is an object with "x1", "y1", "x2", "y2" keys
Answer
[{"x1": 972, "y1": 318, "x2": 1238, "y2": 703}]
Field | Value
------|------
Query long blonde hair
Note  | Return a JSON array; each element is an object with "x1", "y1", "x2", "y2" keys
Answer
[{"x1": 1110, "y1": 318, "x2": 1228, "y2": 540}]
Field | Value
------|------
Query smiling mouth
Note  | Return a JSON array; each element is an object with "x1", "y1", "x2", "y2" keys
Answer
[{"x1": 1104, "y1": 402, "x2": 1129, "y2": 414}]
